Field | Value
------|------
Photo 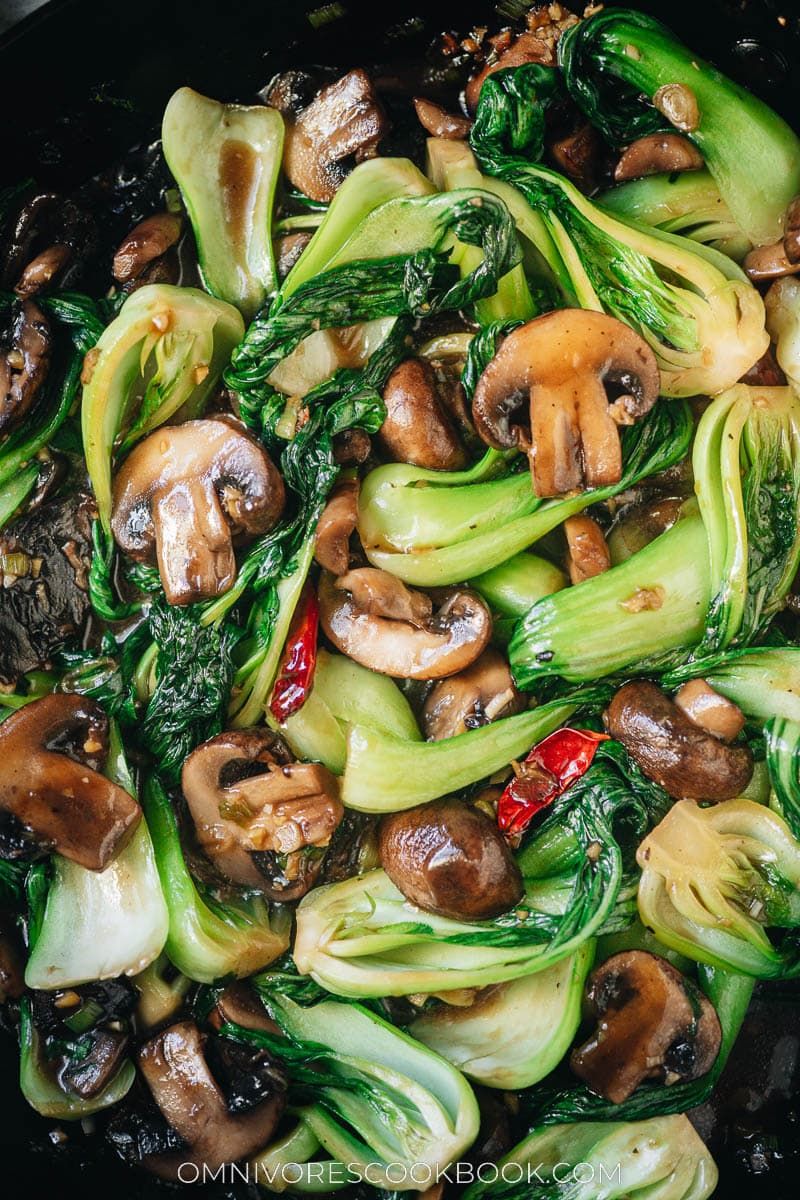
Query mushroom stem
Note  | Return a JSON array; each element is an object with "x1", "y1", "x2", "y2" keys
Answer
[{"x1": 153, "y1": 478, "x2": 237, "y2": 606}]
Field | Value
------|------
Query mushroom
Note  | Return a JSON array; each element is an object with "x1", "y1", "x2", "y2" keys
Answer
[
  {"x1": 111, "y1": 418, "x2": 285, "y2": 606},
  {"x1": 15, "y1": 244, "x2": 72, "y2": 298},
  {"x1": 209, "y1": 982, "x2": 280, "y2": 1035},
  {"x1": 319, "y1": 569, "x2": 492, "y2": 679},
  {"x1": 112, "y1": 212, "x2": 183, "y2": 286},
  {"x1": 333, "y1": 427, "x2": 371, "y2": 465},
  {"x1": 472, "y1": 311, "x2": 660, "y2": 498},
  {"x1": 465, "y1": 31, "x2": 555, "y2": 113},
  {"x1": 378, "y1": 797, "x2": 524, "y2": 921},
  {"x1": 378, "y1": 357, "x2": 467, "y2": 470},
  {"x1": 549, "y1": 124, "x2": 603, "y2": 193},
  {"x1": 61, "y1": 1029, "x2": 130, "y2": 1099},
  {"x1": 138, "y1": 1020, "x2": 285, "y2": 1180},
  {"x1": 413, "y1": 98, "x2": 472, "y2": 140},
  {"x1": 604, "y1": 680, "x2": 753, "y2": 801},
  {"x1": 673, "y1": 678, "x2": 746, "y2": 743},
  {"x1": 744, "y1": 197, "x2": 800, "y2": 281},
  {"x1": 0, "y1": 299, "x2": 52, "y2": 436},
  {"x1": 607, "y1": 496, "x2": 684, "y2": 563},
  {"x1": 739, "y1": 347, "x2": 786, "y2": 387},
  {"x1": 181, "y1": 729, "x2": 343, "y2": 900},
  {"x1": 283, "y1": 69, "x2": 389, "y2": 203},
  {"x1": 314, "y1": 476, "x2": 359, "y2": 576},
  {"x1": 653, "y1": 83, "x2": 700, "y2": 133},
  {"x1": 275, "y1": 230, "x2": 312, "y2": 280},
  {"x1": 564, "y1": 513, "x2": 610, "y2": 584},
  {"x1": 614, "y1": 134, "x2": 704, "y2": 182},
  {"x1": 0, "y1": 693, "x2": 141, "y2": 869},
  {"x1": 421, "y1": 648, "x2": 524, "y2": 740},
  {"x1": 570, "y1": 950, "x2": 721, "y2": 1103}
]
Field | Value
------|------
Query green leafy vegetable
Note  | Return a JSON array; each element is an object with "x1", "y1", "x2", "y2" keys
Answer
[
  {"x1": 360, "y1": 398, "x2": 692, "y2": 587},
  {"x1": 470, "y1": 65, "x2": 768, "y2": 396},
  {"x1": 409, "y1": 942, "x2": 595, "y2": 1089},
  {"x1": 141, "y1": 775, "x2": 289, "y2": 983},
  {"x1": 637, "y1": 798, "x2": 800, "y2": 977},
  {"x1": 559, "y1": 7, "x2": 800, "y2": 245},
  {"x1": 510, "y1": 505, "x2": 709, "y2": 688},
  {"x1": 80, "y1": 283, "x2": 244, "y2": 530},
  {"x1": 461, "y1": 1114, "x2": 718, "y2": 1200},
  {"x1": 231, "y1": 992, "x2": 479, "y2": 1192},
  {"x1": 692, "y1": 385, "x2": 800, "y2": 654},
  {"x1": 162, "y1": 88, "x2": 284, "y2": 318}
]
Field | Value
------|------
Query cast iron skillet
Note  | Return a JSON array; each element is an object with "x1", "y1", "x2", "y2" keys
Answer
[{"x1": 0, "y1": 0, "x2": 798, "y2": 1195}]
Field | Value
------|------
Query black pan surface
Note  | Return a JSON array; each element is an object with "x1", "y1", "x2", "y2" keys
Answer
[{"x1": 0, "y1": 0, "x2": 798, "y2": 1194}]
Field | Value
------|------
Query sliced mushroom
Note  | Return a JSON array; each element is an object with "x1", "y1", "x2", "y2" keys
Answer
[
  {"x1": 604, "y1": 680, "x2": 753, "y2": 800},
  {"x1": 564, "y1": 514, "x2": 610, "y2": 584},
  {"x1": 283, "y1": 69, "x2": 389, "y2": 203},
  {"x1": 15, "y1": 244, "x2": 72, "y2": 298},
  {"x1": 607, "y1": 496, "x2": 684, "y2": 563},
  {"x1": 413, "y1": 98, "x2": 472, "y2": 140},
  {"x1": 333, "y1": 427, "x2": 371, "y2": 464},
  {"x1": 378, "y1": 797, "x2": 523, "y2": 921},
  {"x1": 138, "y1": 1020, "x2": 285, "y2": 1180},
  {"x1": 739, "y1": 347, "x2": 786, "y2": 387},
  {"x1": 0, "y1": 693, "x2": 141, "y2": 870},
  {"x1": 181, "y1": 729, "x2": 343, "y2": 900},
  {"x1": 0, "y1": 299, "x2": 52, "y2": 436},
  {"x1": 549, "y1": 123, "x2": 603, "y2": 193},
  {"x1": 783, "y1": 196, "x2": 800, "y2": 264},
  {"x1": 653, "y1": 83, "x2": 700, "y2": 133},
  {"x1": 319, "y1": 569, "x2": 492, "y2": 679},
  {"x1": 314, "y1": 476, "x2": 359, "y2": 576},
  {"x1": 422, "y1": 648, "x2": 524, "y2": 740},
  {"x1": 673, "y1": 678, "x2": 746, "y2": 743},
  {"x1": 743, "y1": 241, "x2": 800, "y2": 282},
  {"x1": 570, "y1": 950, "x2": 721, "y2": 1103},
  {"x1": 472, "y1": 311, "x2": 660, "y2": 498},
  {"x1": 111, "y1": 418, "x2": 285, "y2": 606},
  {"x1": 61, "y1": 1028, "x2": 130, "y2": 1099},
  {"x1": 379, "y1": 358, "x2": 467, "y2": 470},
  {"x1": 112, "y1": 212, "x2": 183, "y2": 286},
  {"x1": 465, "y1": 31, "x2": 555, "y2": 113},
  {"x1": 275, "y1": 231, "x2": 312, "y2": 280},
  {"x1": 614, "y1": 134, "x2": 704, "y2": 182},
  {"x1": 209, "y1": 982, "x2": 280, "y2": 1035}
]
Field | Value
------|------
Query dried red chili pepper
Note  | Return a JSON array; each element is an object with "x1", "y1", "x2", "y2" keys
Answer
[
  {"x1": 269, "y1": 583, "x2": 319, "y2": 723},
  {"x1": 497, "y1": 727, "x2": 609, "y2": 837}
]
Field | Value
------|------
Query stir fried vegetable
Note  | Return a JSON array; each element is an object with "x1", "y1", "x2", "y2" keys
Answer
[{"x1": 4, "y1": 2, "x2": 800, "y2": 1188}]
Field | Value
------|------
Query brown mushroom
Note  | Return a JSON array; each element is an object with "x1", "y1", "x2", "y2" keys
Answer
[
  {"x1": 421, "y1": 649, "x2": 524, "y2": 740},
  {"x1": 653, "y1": 83, "x2": 700, "y2": 133},
  {"x1": 570, "y1": 950, "x2": 721, "y2": 1103},
  {"x1": 61, "y1": 1029, "x2": 130, "y2": 1099},
  {"x1": 111, "y1": 418, "x2": 285, "y2": 606},
  {"x1": 743, "y1": 241, "x2": 800, "y2": 282},
  {"x1": 739, "y1": 347, "x2": 786, "y2": 387},
  {"x1": 413, "y1": 98, "x2": 472, "y2": 140},
  {"x1": 0, "y1": 299, "x2": 52, "y2": 436},
  {"x1": 181, "y1": 729, "x2": 343, "y2": 901},
  {"x1": 275, "y1": 231, "x2": 312, "y2": 280},
  {"x1": 465, "y1": 31, "x2": 555, "y2": 113},
  {"x1": 604, "y1": 680, "x2": 753, "y2": 800},
  {"x1": 0, "y1": 693, "x2": 141, "y2": 870},
  {"x1": 319, "y1": 569, "x2": 492, "y2": 679},
  {"x1": 614, "y1": 134, "x2": 704, "y2": 183},
  {"x1": 549, "y1": 123, "x2": 603, "y2": 193},
  {"x1": 138, "y1": 1020, "x2": 285, "y2": 1180},
  {"x1": 379, "y1": 358, "x2": 467, "y2": 470},
  {"x1": 314, "y1": 476, "x2": 359, "y2": 576},
  {"x1": 378, "y1": 797, "x2": 523, "y2": 921},
  {"x1": 333, "y1": 427, "x2": 371, "y2": 464},
  {"x1": 783, "y1": 196, "x2": 800, "y2": 264},
  {"x1": 472, "y1": 311, "x2": 661, "y2": 498},
  {"x1": 608, "y1": 496, "x2": 684, "y2": 563},
  {"x1": 112, "y1": 212, "x2": 183, "y2": 286},
  {"x1": 209, "y1": 982, "x2": 280, "y2": 1035},
  {"x1": 283, "y1": 69, "x2": 389, "y2": 203},
  {"x1": 15, "y1": 244, "x2": 71, "y2": 298},
  {"x1": 564, "y1": 514, "x2": 610, "y2": 585},
  {"x1": 673, "y1": 678, "x2": 746, "y2": 743}
]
